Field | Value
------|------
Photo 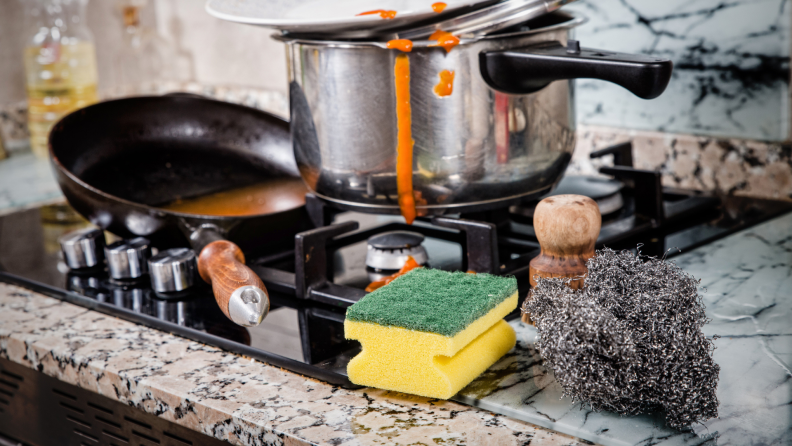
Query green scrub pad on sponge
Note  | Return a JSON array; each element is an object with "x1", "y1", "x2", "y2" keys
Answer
[{"x1": 345, "y1": 268, "x2": 518, "y2": 399}]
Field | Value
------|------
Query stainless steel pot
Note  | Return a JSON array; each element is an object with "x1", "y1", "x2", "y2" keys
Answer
[{"x1": 276, "y1": 12, "x2": 672, "y2": 216}]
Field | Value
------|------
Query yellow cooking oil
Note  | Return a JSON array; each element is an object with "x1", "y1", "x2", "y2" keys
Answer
[{"x1": 24, "y1": 41, "x2": 98, "y2": 159}]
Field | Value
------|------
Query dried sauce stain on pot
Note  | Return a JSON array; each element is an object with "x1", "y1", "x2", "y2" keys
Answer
[
  {"x1": 429, "y1": 30, "x2": 460, "y2": 53},
  {"x1": 432, "y1": 2, "x2": 447, "y2": 13},
  {"x1": 387, "y1": 39, "x2": 413, "y2": 52},
  {"x1": 356, "y1": 9, "x2": 397, "y2": 19},
  {"x1": 394, "y1": 53, "x2": 417, "y2": 225},
  {"x1": 434, "y1": 70, "x2": 455, "y2": 97}
]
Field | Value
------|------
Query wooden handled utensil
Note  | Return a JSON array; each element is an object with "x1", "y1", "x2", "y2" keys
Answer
[{"x1": 522, "y1": 194, "x2": 601, "y2": 323}]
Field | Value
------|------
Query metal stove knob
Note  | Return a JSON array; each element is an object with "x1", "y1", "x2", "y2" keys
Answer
[
  {"x1": 366, "y1": 231, "x2": 428, "y2": 270},
  {"x1": 105, "y1": 237, "x2": 151, "y2": 280},
  {"x1": 148, "y1": 248, "x2": 197, "y2": 293},
  {"x1": 59, "y1": 228, "x2": 106, "y2": 269}
]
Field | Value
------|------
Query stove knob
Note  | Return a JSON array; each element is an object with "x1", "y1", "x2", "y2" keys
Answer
[
  {"x1": 148, "y1": 248, "x2": 197, "y2": 293},
  {"x1": 59, "y1": 228, "x2": 106, "y2": 269},
  {"x1": 105, "y1": 237, "x2": 151, "y2": 280}
]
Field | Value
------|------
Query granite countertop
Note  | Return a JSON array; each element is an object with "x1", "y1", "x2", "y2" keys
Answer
[{"x1": 0, "y1": 287, "x2": 586, "y2": 444}]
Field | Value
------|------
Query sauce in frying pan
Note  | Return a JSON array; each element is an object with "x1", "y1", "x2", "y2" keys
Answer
[{"x1": 161, "y1": 178, "x2": 307, "y2": 216}]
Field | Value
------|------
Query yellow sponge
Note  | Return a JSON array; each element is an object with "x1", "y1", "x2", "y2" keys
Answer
[{"x1": 345, "y1": 269, "x2": 518, "y2": 399}]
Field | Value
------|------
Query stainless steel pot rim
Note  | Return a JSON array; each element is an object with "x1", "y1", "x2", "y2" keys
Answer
[
  {"x1": 273, "y1": 12, "x2": 586, "y2": 48},
  {"x1": 311, "y1": 185, "x2": 554, "y2": 212}
]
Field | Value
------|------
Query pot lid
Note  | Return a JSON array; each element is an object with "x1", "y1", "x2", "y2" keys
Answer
[
  {"x1": 274, "y1": 11, "x2": 585, "y2": 47},
  {"x1": 205, "y1": 0, "x2": 500, "y2": 38},
  {"x1": 394, "y1": 0, "x2": 575, "y2": 40}
]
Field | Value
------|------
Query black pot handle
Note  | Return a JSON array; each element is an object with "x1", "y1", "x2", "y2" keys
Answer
[{"x1": 479, "y1": 40, "x2": 673, "y2": 99}]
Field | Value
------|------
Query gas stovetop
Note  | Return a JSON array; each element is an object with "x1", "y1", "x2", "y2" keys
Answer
[{"x1": 2, "y1": 143, "x2": 791, "y2": 388}]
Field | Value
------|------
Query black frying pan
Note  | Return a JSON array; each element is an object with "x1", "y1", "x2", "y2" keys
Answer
[{"x1": 49, "y1": 95, "x2": 310, "y2": 327}]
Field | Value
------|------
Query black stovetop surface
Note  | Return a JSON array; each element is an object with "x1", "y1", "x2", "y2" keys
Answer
[{"x1": 2, "y1": 177, "x2": 791, "y2": 388}]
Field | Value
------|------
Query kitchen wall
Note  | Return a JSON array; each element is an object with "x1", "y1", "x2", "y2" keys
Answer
[
  {"x1": 152, "y1": 0, "x2": 286, "y2": 94},
  {"x1": 562, "y1": 0, "x2": 792, "y2": 200},
  {"x1": 569, "y1": 125, "x2": 792, "y2": 200},
  {"x1": 564, "y1": 0, "x2": 791, "y2": 141}
]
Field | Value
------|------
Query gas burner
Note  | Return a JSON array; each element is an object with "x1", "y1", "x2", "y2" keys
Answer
[
  {"x1": 365, "y1": 231, "x2": 428, "y2": 270},
  {"x1": 511, "y1": 175, "x2": 625, "y2": 217}
]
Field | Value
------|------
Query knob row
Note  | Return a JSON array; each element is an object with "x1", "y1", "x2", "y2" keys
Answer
[{"x1": 59, "y1": 228, "x2": 196, "y2": 293}]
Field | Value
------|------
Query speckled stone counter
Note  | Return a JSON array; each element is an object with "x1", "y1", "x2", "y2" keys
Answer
[{"x1": 0, "y1": 285, "x2": 587, "y2": 445}]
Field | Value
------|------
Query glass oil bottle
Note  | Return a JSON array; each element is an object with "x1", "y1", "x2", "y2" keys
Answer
[{"x1": 23, "y1": 0, "x2": 98, "y2": 159}]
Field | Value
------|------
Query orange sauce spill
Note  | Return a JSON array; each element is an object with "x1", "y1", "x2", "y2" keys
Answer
[
  {"x1": 394, "y1": 53, "x2": 417, "y2": 225},
  {"x1": 365, "y1": 256, "x2": 422, "y2": 292},
  {"x1": 432, "y1": 2, "x2": 447, "y2": 12},
  {"x1": 161, "y1": 179, "x2": 307, "y2": 216},
  {"x1": 433, "y1": 69, "x2": 455, "y2": 97},
  {"x1": 357, "y1": 9, "x2": 397, "y2": 19},
  {"x1": 387, "y1": 39, "x2": 413, "y2": 52},
  {"x1": 429, "y1": 30, "x2": 459, "y2": 53}
]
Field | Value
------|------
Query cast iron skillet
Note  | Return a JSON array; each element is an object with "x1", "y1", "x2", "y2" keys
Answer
[{"x1": 49, "y1": 95, "x2": 310, "y2": 327}]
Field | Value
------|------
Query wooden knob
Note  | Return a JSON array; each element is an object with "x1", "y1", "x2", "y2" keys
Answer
[
  {"x1": 197, "y1": 240, "x2": 270, "y2": 327},
  {"x1": 523, "y1": 194, "x2": 601, "y2": 324},
  {"x1": 529, "y1": 194, "x2": 601, "y2": 289}
]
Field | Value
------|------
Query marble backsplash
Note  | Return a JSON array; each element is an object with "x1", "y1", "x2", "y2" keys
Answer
[
  {"x1": 565, "y1": 0, "x2": 791, "y2": 141},
  {"x1": 1, "y1": 84, "x2": 790, "y2": 201},
  {"x1": 571, "y1": 125, "x2": 792, "y2": 200}
]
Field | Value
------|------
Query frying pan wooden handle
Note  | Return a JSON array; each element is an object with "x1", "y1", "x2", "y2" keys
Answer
[{"x1": 197, "y1": 240, "x2": 270, "y2": 327}]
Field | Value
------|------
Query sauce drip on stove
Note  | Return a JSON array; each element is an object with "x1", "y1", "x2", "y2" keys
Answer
[
  {"x1": 429, "y1": 30, "x2": 460, "y2": 53},
  {"x1": 357, "y1": 9, "x2": 397, "y2": 19},
  {"x1": 432, "y1": 2, "x2": 447, "y2": 13},
  {"x1": 394, "y1": 53, "x2": 416, "y2": 225},
  {"x1": 160, "y1": 178, "x2": 307, "y2": 216},
  {"x1": 387, "y1": 39, "x2": 413, "y2": 52},
  {"x1": 365, "y1": 256, "x2": 421, "y2": 292},
  {"x1": 434, "y1": 70, "x2": 455, "y2": 97}
]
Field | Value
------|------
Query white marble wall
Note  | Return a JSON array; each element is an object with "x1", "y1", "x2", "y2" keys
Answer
[{"x1": 565, "y1": 0, "x2": 791, "y2": 141}]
